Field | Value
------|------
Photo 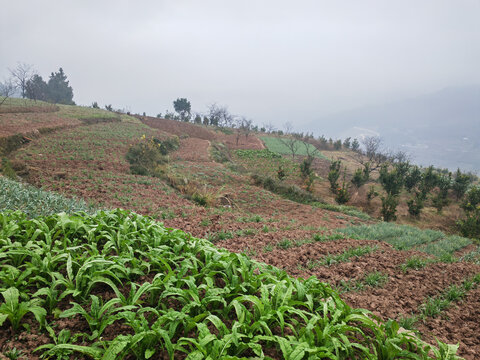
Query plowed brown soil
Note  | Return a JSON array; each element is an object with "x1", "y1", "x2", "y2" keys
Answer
[
  {"x1": 0, "y1": 112, "x2": 81, "y2": 137},
  {"x1": 140, "y1": 116, "x2": 264, "y2": 150},
  {"x1": 417, "y1": 287, "x2": 480, "y2": 360},
  {"x1": 173, "y1": 138, "x2": 211, "y2": 162}
]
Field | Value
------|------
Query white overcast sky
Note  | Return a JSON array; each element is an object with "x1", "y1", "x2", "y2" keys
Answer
[{"x1": 1, "y1": 0, "x2": 479, "y2": 129}]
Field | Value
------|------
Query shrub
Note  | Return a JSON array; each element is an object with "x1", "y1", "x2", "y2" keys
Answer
[
  {"x1": 125, "y1": 136, "x2": 178, "y2": 177},
  {"x1": 458, "y1": 186, "x2": 480, "y2": 238},
  {"x1": 300, "y1": 156, "x2": 313, "y2": 179},
  {"x1": 351, "y1": 138, "x2": 360, "y2": 152},
  {"x1": 432, "y1": 174, "x2": 451, "y2": 212},
  {"x1": 381, "y1": 194, "x2": 399, "y2": 222},
  {"x1": 351, "y1": 167, "x2": 369, "y2": 188},
  {"x1": 277, "y1": 165, "x2": 286, "y2": 180},
  {"x1": 335, "y1": 174, "x2": 350, "y2": 204},
  {"x1": 305, "y1": 173, "x2": 315, "y2": 193},
  {"x1": 452, "y1": 168, "x2": 472, "y2": 200},
  {"x1": 328, "y1": 160, "x2": 341, "y2": 194},
  {"x1": 153, "y1": 136, "x2": 179, "y2": 155},
  {"x1": 405, "y1": 166, "x2": 422, "y2": 192},
  {"x1": 407, "y1": 193, "x2": 424, "y2": 218},
  {"x1": 420, "y1": 166, "x2": 438, "y2": 197},
  {"x1": 379, "y1": 165, "x2": 403, "y2": 196},
  {"x1": 458, "y1": 214, "x2": 480, "y2": 239},
  {"x1": 333, "y1": 139, "x2": 342, "y2": 150},
  {"x1": 461, "y1": 186, "x2": 480, "y2": 213}
]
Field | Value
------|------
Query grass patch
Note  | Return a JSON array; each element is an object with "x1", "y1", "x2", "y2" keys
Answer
[
  {"x1": 312, "y1": 232, "x2": 346, "y2": 242},
  {"x1": 363, "y1": 271, "x2": 389, "y2": 287},
  {"x1": 400, "y1": 256, "x2": 435, "y2": 272},
  {"x1": 261, "y1": 136, "x2": 327, "y2": 159},
  {"x1": 337, "y1": 271, "x2": 388, "y2": 293},
  {"x1": 338, "y1": 222, "x2": 472, "y2": 258}
]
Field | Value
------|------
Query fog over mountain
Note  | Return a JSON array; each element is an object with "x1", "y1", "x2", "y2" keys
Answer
[{"x1": 309, "y1": 85, "x2": 480, "y2": 172}]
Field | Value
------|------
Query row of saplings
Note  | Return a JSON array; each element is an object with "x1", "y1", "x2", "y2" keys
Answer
[{"x1": 326, "y1": 159, "x2": 479, "y2": 237}]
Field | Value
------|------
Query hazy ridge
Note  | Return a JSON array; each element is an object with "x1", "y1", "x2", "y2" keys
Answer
[{"x1": 310, "y1": 85, "x2": 480, "y2": 172}]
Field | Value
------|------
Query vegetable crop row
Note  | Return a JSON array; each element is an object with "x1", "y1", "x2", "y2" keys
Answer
[{"x1": 0, "y1": 210, "x2": 459, "y2": 359}]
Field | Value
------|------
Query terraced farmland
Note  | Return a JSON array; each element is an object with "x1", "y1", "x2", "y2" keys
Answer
[{"x1": 1, "y1": 103, "x2": 480, "y2": 358}]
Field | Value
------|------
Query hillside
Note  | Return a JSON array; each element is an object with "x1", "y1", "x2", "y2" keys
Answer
[
  {"x1": 1, "y1": 99, "x2": 480, "y2": 359},
  {"x1": 309, "y1": 85, "x2": 480, "y2": 172}
]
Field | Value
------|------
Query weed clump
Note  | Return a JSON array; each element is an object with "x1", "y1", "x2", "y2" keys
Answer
[{"x1": 1, "y1": 158, "x2": 17, "y2": 179}]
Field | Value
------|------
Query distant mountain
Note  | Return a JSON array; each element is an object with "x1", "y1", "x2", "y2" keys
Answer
[{"x1": 310, "y1": 85, "x2": 480, "y2": 172}]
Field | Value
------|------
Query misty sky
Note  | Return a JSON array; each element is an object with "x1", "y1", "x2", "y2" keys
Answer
[{"x1": 1, "y1": 1, "x2": 479, "y2": 131}]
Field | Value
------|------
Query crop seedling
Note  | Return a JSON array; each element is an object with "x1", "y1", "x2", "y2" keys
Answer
[
  {"x1": 0, "y1": 287, "x2": 46, "y2": 332},
  {"x1": 3, "y1": 348, "x2": 24, "y2": 360}
]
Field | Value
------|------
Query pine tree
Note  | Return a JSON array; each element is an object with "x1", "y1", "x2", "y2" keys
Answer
[{"x1": 47, "y1": 68, "x2": 74, "y2": 105}]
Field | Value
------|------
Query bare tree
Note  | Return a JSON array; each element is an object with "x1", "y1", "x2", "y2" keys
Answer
[
  {"x1": 241, "y1": 117, "x2": 252, "y2": 139},
  {"x1": 278, "y1": 122, "x2": 301, "y2": 159},
  {"x1": 262, "y1": 122, "x2": 276, "y2": 133},
  {"x1": 9, "y1": 62, "x2": 35, "y2": 99},
  {"x1": 362, "y1": 136, "x2": 382, "y2": 162},
  {"x1": 234, "y1": 117, "x2": 253, "y2": 145},
  {"x1": 390, "y1": 150, "x2": 411, "y2": 164},
  {"x1": 0, "y1": 78, "x2": 17, "y2": 106},
  {"x1": 207, "y1": 103, "x2": 234, "y2": 127}
]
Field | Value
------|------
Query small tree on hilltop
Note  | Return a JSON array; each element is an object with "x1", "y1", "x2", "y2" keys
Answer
[
  {"x1": 25, "y1": 74, "x2": 48, "y2": 102},
  {"x1": 351, "y1": 138, "x2": 360, "y2": 152},
  {"x1": 173, "y1": 98, "x2": 191, "y2": 121},
  {"x1": 333, "y1": 139, "x2": 342, "y2": 150},
  {"x1": 47, "y1": 68, "x2": 74, "y2": 105}
]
